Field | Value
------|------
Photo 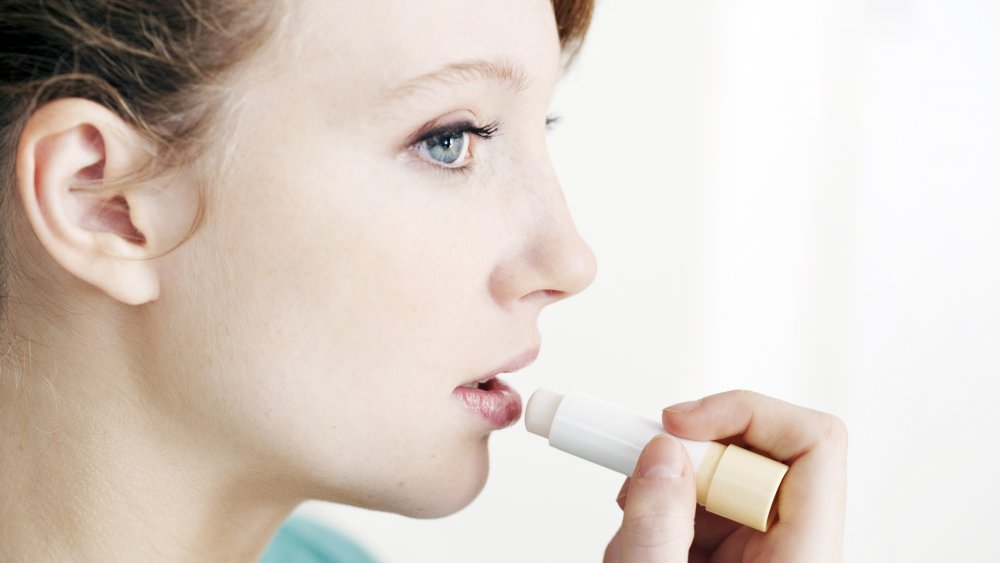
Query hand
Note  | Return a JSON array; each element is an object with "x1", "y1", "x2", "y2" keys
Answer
[{"x1": 603, "y1": 390, "x2": 847, "y2": 563}]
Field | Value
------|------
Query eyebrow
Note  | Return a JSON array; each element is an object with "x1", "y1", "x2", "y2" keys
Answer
[{"x1": 381, "y1": 58, "x2": 532, "y2": 105}]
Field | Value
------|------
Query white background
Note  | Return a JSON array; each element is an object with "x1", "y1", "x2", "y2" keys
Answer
[{"x1": 298, "y1": 1, "x2": 1000, "y2": 561}]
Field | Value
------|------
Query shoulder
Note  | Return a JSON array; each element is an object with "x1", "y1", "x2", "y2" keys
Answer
[{"x1": 261, "y1": 514, "x2": 379, "y2": 563}]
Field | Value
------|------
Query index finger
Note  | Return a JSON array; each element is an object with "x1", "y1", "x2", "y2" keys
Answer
[{"x1": 661, "y1": 389, "x2": 847, "y2": 463}]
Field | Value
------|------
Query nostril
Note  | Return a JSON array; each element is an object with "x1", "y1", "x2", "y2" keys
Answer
[{"x1": 528, "y1": 289, "x2": 566, "y2": 302}]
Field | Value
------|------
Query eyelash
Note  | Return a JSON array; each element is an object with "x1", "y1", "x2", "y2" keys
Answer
[
  {"x1": 417, "y1": 122, "x2": 500, "y2": 144},
  {"x1": 409, "y1": 121, "x2": 498, "y2": 176},
  {"x1": 409, "y1": 113, "x2": 563, "y2": 175}
]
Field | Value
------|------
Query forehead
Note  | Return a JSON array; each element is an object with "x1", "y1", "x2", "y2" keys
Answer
[{"x1": 288, "y1": 0, "x2": 562, "y2": 109}]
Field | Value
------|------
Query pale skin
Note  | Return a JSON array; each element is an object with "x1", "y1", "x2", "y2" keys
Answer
[{"x1": 0, "y1": 0, "x2": 846, "y2": 561}]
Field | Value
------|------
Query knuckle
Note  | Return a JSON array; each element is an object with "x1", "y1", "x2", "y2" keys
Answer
[
  {"x1": 727, "y1": 388, "x2": 761, "y2": 419},
  {"x1": 818, "y1": 411, "x2": 849, "y2": 446},
  {"x1": 729, "y1": 388, "x2": 761, "y2": 403}
]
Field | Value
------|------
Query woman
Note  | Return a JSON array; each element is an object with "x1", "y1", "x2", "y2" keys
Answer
[{"x1": 0, "y1": 0, "x2": 847, "y2": 561}]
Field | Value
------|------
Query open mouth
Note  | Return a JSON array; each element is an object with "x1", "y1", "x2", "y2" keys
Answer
[
  {"x1": 459, "y1": 376, "x2": 498, "y2": 391},
  {"x1": 452, "y1": 346, "x2": 538, "y2": 429},
  {"x1": 452, "y1": 376, "x2": 521, "y2": 429}
]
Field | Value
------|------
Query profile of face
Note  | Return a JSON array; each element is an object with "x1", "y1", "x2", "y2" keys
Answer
[{"x1": 15, "y1": 0, "x2": 596, "y2": 520}]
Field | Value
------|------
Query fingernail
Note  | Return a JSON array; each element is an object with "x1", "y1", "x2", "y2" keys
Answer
[
  {"x1": 616, "y1": 479, "x2": 629, "y2": 499},
  {"x1": 663, "y1": 399, "x2": 700, "y2": 413},
  {"x1": 638, "y1": 434, "x2": 684, "y2": 479},
  {"x1": 615, "y1": 478, "x2": 631, "y2": 508}
]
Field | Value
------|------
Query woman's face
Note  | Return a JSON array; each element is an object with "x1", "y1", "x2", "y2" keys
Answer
[{"x1": 146, "y1": 0, "x2": 596, "y2": 517}]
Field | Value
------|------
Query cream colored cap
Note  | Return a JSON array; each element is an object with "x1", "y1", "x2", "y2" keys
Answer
[{"x1": 704, "y1": 445, "x2": 789, "y2": 532}]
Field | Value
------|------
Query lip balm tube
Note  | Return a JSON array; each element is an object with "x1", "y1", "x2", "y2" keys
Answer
[{"x1": 525, "y1": 388, "x2": 789, "y2": 532}]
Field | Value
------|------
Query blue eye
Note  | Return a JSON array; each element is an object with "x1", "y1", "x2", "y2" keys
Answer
[
  {"x1": 410, "y1": 121, "x2": 499, "y2": 171},
  {"x1": 421, "y1": 131, "x2": 469, "y2": 166}
]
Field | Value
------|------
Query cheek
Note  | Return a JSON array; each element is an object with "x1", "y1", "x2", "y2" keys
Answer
[{"x1": 157, "y1": 154, "x2": 500, "y2": 512}]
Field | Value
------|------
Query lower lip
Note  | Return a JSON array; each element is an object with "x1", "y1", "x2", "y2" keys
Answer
[{"x1": 452, "y1": 377, "x2": 522, "y2": 429}]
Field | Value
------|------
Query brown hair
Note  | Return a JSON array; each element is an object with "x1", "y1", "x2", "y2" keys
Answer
[
  {"x1": 0, "y1": 0, "x2": 595, "y2": 316},
  {"x1": 554, "y1": 0, "x2": 595, "y2": 64}
]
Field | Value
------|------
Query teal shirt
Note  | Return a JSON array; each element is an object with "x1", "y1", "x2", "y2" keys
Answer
[{"x1": 260, "y1": 515, "x2": 379, "y2": 563}]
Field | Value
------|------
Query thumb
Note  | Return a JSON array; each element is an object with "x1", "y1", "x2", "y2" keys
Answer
[{"x1": 619, "y1": 434, "x2": 696, "y2": 563}]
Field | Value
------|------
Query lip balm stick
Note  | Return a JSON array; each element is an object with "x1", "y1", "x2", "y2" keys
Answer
[{"x1": 525, "y1": 388, "x2": 789, "y2": 532}]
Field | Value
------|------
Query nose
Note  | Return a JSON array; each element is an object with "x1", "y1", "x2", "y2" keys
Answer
[{"x1": 488, "y1": 168, "x2": 598, "y2": 308}]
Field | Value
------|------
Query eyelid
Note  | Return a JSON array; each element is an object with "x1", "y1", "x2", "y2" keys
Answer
[
  {"x1": 411, "y1": 120, "x2": 497, "y2": 146},
  {"x1": 406, "y1": 120, "x2": 499, "y2": 173}
]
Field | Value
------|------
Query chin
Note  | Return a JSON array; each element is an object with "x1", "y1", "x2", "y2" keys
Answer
[
  {"x1": 317, "y1": 466, "x2": 488, "y2": 519},
  {"x1": 404, "y1": 455, "x2": 491, "y2": 518},
  {"x1": 310, "y1": 428, "x2": 496, "y2": 517},
  {"x1": 374, "y1": 438, "x2": 492, "y2": 519},
  {"x1": 406, "y1": 477, "x2": 488, "y2": 519}
]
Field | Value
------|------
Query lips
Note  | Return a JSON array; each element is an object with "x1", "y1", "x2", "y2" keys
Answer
[
  {"x1": 452, "y1": 345, "x2": 540, "y2": 429},
  {"x1": 453, "y1": 377, "x2": 522, "y2": 429}
]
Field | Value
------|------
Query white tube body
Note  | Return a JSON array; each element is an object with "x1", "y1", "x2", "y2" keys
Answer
[
  {"x1": 526, "y1": 388, "x2": 790, "y2": 532},
  {"x1": 543, "y1": 390, "x2": 709, "y2": 476}
]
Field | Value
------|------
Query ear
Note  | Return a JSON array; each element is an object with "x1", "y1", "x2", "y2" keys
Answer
[{"x1": 15, "y1": 98, "x2": 189, "y2": 306}]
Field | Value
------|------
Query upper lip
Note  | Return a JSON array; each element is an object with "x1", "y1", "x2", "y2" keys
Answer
[{"x1": 460, "y1": 344, "x2": 541, "y2": 386}]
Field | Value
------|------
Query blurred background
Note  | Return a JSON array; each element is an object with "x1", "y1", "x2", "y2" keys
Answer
[{"x1": 298, "y1": 0, "x2": 999, "y2": 560}]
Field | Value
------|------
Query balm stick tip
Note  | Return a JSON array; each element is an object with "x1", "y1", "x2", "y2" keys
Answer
[{"x1": 525, "y1": 388, "x2": 564, "y2": 438}]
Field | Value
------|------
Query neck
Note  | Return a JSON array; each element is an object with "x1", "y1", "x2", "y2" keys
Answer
[{"x1": 0, "y1": 303, "x2": 300, "y2": 562}]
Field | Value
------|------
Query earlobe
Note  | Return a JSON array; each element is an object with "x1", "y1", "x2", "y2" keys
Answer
[{"x1": 15, "y1": 98, "x2": 163, "y2": 306}]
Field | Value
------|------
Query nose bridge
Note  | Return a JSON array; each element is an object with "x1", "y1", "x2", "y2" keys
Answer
[{"x1": 489, "y1": 162, "x2": 597, "y2": 306}]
